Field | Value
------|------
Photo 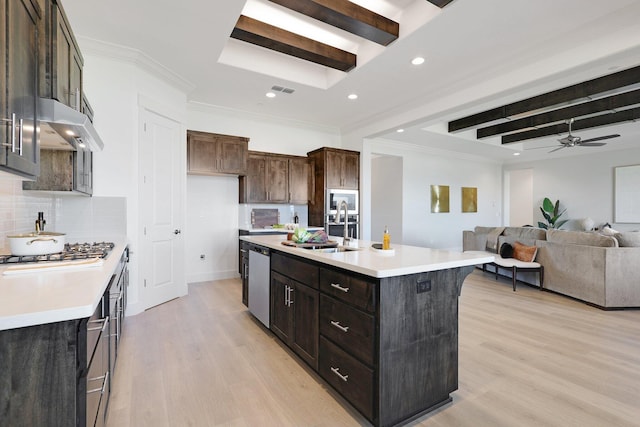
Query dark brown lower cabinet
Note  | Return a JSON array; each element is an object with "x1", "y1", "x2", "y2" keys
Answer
[
  {"x1": 0, "y1": 250, "x2": 128, "y2": 427},
  {"x1": 270, "y1": 270, "x2": 319, "y2": 370},
  {"x1": 267, "y1": 248, "x2": 474, "y2": 427}
]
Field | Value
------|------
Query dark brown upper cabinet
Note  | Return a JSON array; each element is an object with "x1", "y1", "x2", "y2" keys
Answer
[
  {"x1": 1, "y1": 0, "x2": 41, "y2": 178},
  {"x1": 324, "y1": 149, "x2": 360, "y2": 190},
  {"x1": 239, "y1": 151, "x2": 311, "y2": 204},
  {"x1": 187, "y1": 130, "x2": 249, "y2": 176},
  {"x1": 38, "y1": 0, "x2": 84, "y2": 110}
]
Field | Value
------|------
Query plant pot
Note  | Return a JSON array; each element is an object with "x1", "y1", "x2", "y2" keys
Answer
[{"x1": 8, "y1": 232, "x2": 66, "y2": 256}]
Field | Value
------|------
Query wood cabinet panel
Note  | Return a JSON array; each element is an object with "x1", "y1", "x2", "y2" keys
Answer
[
  {"x1": 240, "y1": 152, "x2": 309, "y2": 204},
  {"x1": 319, "y1": 294, "x2": 375, "y2": 366},
  {"x1": 1, "y1": 0, "x2": 40, "y2": 178},
  {"x1": 272, "y1": 252, "x2": 319, "y2": 288},
  {"x1": 187, "y1": 130, "x2": 248, "y2": 176},
  {"x1": 266, "y1": 156, "x2": 288, "y2": 202},
  {"x1": 288, "y1": 157, "x2": 310, "y2": 204},
  {"x1": 319, "y1": 267, "x2": 375, "y2": 312},
  {"x1": 319, "y1": 336, "x2": 374, "y2": 421},
  {"x1": 271, "y1": 254, "x2": 319, "y2": 369}
]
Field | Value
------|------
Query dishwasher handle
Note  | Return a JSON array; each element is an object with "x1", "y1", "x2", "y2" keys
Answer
[{"x1": 249, "y1": 245, "x2": 270, "y2": 256}]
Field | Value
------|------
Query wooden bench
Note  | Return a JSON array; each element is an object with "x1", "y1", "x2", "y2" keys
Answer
[{"x1": 465, "y1": 251, "x2": 544, "y2": 291}]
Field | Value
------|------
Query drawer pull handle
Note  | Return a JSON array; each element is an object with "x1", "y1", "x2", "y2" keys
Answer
[
  {"x1": 330, "y1": 320, "x2": 349, "y2": 333},
  {"x1": 331, "y1": 367, "x2": 349, "y2": 382},
  {"x1": 87, "y1": 371, "x2": 109, "y2": 394},
  {"x1": 330, "y1": 283, "x2": 349, "y2": 293}
]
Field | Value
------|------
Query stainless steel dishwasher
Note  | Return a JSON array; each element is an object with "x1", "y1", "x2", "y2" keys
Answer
[{"x1": 248, "y1": 244, "x2": 270, "y2": 327}]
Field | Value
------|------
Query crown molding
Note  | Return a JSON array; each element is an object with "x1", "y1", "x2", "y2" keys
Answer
[{"x1": 76, "y1": 36, "x2": 196, "y2": 94}]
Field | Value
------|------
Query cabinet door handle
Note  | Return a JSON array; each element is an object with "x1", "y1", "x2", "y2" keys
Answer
[
  {"x1": 87, "y1": 315, "x2": 109, "y2": 332},
  {"x1": 288, "y1": 286, "x2": 294, "y2": 306},
  {"x1": 330, "y1": 320, "x2": 349, "y2": 333},
  {"x1": 87, "y1": 370, "x2": 109, "y2": 394},
  {"x1": 330, "y1": 367, "x2": 349, "y2": 382},
  {"x1": 284, "y1": 285, "x2": 289, "y2": 306},
  {"x1": 330, "y1": 283, "x2": 350, "y2": 293},
  {"x1": 18, "y1": 118, "x2": 23, "y2": 155},
  {"x1": 1, "y1": 113, "x2": 16, "y2": 151}
]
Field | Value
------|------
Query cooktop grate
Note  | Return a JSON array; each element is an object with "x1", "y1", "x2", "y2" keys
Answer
[{"x1": 0, "y1": 242, "x2": 115, "y2": 265}]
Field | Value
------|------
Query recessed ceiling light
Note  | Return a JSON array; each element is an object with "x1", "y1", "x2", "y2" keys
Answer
[
  {"x1": 396, "y1": 129, "x2": 404, "y2": 133},
  {"x1": 348, "y1": 94, "x2": 358, "y2": 100},
  {"x1": 513, "y1": 152, "x2": 521, "y2": 156},
  {"x1": 411, "y1": 57, "x2": 425, "y2": 66},
  {"x1": 65, "y1": 130, "x2": 75, "y2": 136},
  {"x1": 266, "y1": 92, "x2": 276, "y2": 98}
]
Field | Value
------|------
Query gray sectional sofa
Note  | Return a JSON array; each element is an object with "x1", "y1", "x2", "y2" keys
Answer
[{"x1": 463, "y1": 226, "x2": 640, "y2": 309}]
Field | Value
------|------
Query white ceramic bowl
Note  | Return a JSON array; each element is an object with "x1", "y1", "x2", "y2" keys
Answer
[{"x1": 8, "y1": 232, "x2": 66, "y2": 256}]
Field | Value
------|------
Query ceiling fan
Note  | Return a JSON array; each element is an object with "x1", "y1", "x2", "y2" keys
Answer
[{"x1": 549, "y1": 118, "x2": 620, "y2": 153}]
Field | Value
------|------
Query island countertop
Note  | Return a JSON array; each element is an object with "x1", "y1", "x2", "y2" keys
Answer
[
  {"x1": 240, "y1": 234, "x2": 494, "y2": 278},
  {"x1": 0, "y1": 240, "x2": 128, "y2": 331}
]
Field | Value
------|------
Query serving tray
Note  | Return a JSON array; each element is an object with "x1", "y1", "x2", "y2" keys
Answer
[{"x1": 281, "y1": 240, "x2": 339, "y2": 249}]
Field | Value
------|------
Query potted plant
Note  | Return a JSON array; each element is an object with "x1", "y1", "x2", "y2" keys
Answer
[{"x1": 538, "y1": 197, "x2": 568, "y2": 229}]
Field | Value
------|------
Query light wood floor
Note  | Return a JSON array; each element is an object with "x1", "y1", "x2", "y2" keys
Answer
[{"x1": 106, "y1": 271, "x2": 640, "y2": 427}]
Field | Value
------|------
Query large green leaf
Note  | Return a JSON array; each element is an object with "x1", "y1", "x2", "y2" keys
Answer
[{"x1": 542, "y1": 198, "x2": 554, "y2": 213}]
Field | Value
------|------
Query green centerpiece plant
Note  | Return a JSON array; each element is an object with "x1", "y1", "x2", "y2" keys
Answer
[{"x1": 538, "y1": 197, "x2": 568, "y2": 229}]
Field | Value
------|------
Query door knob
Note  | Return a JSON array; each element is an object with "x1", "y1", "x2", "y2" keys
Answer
[{"x1": 174, "y1": 229, "x2": 181, "y2": 235}]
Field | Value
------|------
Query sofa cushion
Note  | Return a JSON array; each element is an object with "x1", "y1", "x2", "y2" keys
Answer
[
  {"x1": 499, "y1": 242, "x2": 514, "y2": 258},
  {"x1": 546, "y1": 229, "x2": 618, "y2": 247},
  {"x1": 500, "y1": 227, "x2": 546, "y2": 247},
  {"x1": 614, "y1": 231, "x2": 640, "y2": 247},
  {"x1": 485, "y1": 227, "x2": 505, "y2": 253},
  {"x1": 513, "y1": 241, "x2": 538, "y2": 262}
]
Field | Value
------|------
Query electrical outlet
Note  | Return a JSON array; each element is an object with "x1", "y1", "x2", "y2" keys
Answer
[
  {"x1": 200, "y1": 254, "x2": 205, "y2": 260},
  {"x1": 417, "y1": 280, "x2": 431, "y2": 294}
]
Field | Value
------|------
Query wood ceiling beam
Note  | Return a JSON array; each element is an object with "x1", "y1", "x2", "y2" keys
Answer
[
  {"x1": 449, "y1": 65, "x2": 640, "y2": 133},
  {"x1": 427, "y1": 0, "x2": 456, "y2": 7},
  {"x1": 477, "y1": 89, "x2": 640, "y2": 138},
  {"x1": 268, "y1": 0, "x2": 399, "y2": 46},
  {"x1": 231, "y1": 15, "x2": 356, "y2": 72},
  {"x1": 501, "y1": 107, "x2": 640, "y2": 144}
]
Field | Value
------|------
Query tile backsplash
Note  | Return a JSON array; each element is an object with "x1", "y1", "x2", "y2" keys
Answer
[{"x1": 0, "y1": 176, "x2": 126, "y2": 253}]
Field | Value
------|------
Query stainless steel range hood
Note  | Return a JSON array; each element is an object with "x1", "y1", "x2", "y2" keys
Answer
[{"x1": 38, "y1": 98, "x2": 104, "y2": 151}]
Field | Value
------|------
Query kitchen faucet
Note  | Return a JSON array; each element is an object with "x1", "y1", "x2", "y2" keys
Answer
[
  {"x1": 35, "y1": 211, "x2": 46, "y2": 233},
  {"x1": 337, "y1": 200, "x2": 351, "y2": 245}
]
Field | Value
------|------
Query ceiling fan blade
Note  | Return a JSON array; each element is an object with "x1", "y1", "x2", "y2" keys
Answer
[
  {"x1": 579, "y1": 134, "x2": 620, "y2": 143},
  {"x1": 549, "y1": 145, "x2": 567, "y2": 153},
  {"x1": 579, "y1": 142, "x2": 607, "y2": 147}
]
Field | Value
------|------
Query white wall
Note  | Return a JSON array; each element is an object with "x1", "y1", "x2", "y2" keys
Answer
[
  {"x1": 80, "y1": 40, "x2": 188, "y2": 315},
  {"x1": 504, "y1": 147, "x2": 640, "y2": 231},
  {"x1": 363, "y1": 139, "x2": 503, "y2": 251},
  {"x1": 371, "y1": 155, "x2": 403, "y2": 244},
  {"x1": 185, "y1": 103, "x2": 343, "y2": 282},
  {"x1": 507, "y1": 168, "x2": 534, "y2": 227}
]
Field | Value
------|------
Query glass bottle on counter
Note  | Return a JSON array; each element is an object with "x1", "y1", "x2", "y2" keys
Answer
[{"x1": 383, "y1": 226, "x2": 391, "y2": 250}]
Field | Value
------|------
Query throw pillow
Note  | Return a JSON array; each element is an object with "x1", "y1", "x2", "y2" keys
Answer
[
  {"x1": 513, "y1": 241, "x2": 537, "y2": 262},
  {"x1": 499, "y1": 242, "x2": 514, "y2": 258}
]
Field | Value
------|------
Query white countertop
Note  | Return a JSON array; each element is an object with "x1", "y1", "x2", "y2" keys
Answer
[
  {"x1": 0, "y1": 240, "x2": 128, "y2": 331},
  {"x1": 240, "y1": 235, "x2": 494, "y2": 279},
  {"x1": 239, "y1": 226, "x2": 324, "y2": 234}
]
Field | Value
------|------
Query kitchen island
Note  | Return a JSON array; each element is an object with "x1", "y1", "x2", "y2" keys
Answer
[{"x1": 240, "y1": 234, "x2": 493, "y2": 427}]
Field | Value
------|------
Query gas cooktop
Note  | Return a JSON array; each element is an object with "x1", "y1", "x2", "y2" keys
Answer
[{"x1": 0, "y1": 242, "x2": 115, "y2": 265}]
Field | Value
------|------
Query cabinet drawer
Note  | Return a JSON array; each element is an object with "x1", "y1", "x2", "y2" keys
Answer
[
  {"x1": 320, "y1": 295, "x2": 375, "y2": 366},
  {"x1": 272, "y1": 252, "x2": 319, "y2": 288},
  {"x1": 320, "y1": 268, "x2": 375, "y2": 312},
  {"x1": 319, "y1": 336, "x2": 374, "y2": 421}
]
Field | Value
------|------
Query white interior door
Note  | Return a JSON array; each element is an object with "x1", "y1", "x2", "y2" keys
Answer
[{"x1": 139, "y1": 108, "x2": 186, "y2": 310}]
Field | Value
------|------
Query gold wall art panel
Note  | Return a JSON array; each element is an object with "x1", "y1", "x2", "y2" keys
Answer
[
  {"x1": 461, "y1": 187, "x2": 477, "y2": 213},
  {"x1": 431, "y1": 185, "x2": 450, "y2": 213}
]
